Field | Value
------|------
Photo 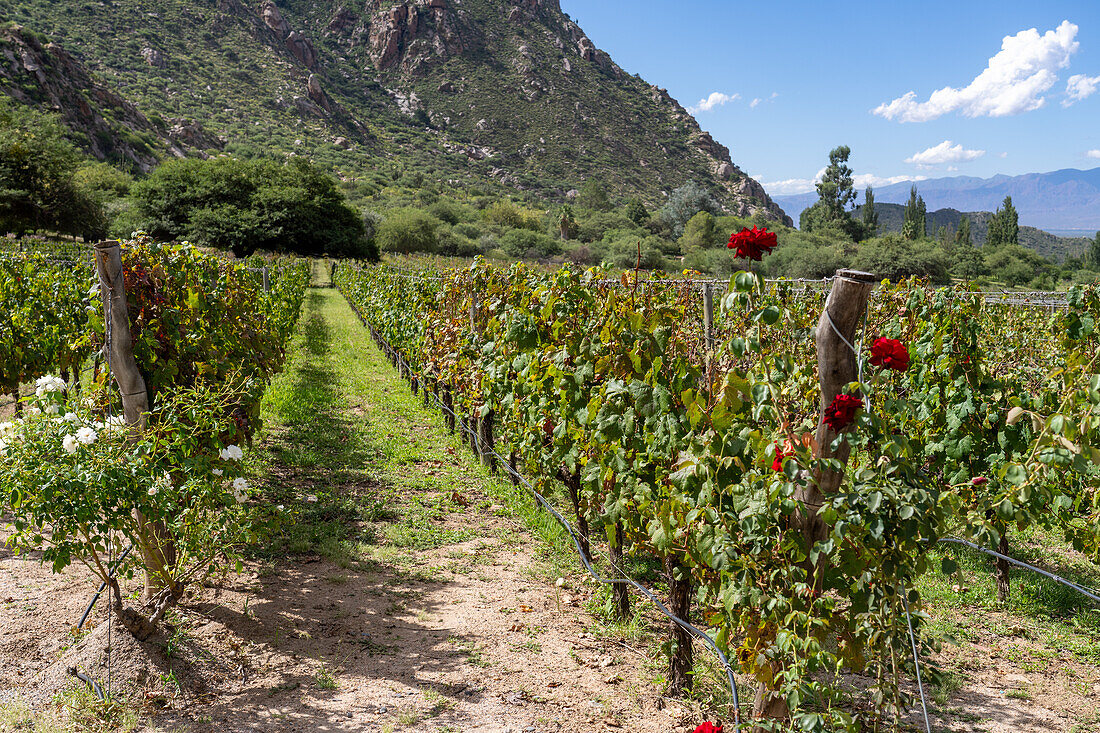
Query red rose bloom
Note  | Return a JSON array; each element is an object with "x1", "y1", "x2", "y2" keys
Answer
[
  {"x1": 868, "y1": 337, "x2": 910, "y2": 372},
  {"x1": 694, "y1": 723, "x2": 723, "y2": 733},
  {"x1": 771, "y1": 443, "x2": 794, "y2": 472},
  {"x1": 823, "y1": 393, "x2": 861, "y2": 431},
  {"x1": 727, "y1": 226, "x2": 778, "y2": 261}
]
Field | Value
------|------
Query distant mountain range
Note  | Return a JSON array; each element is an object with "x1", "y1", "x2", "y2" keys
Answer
[
  {"x1": 772, "y1": 167, "x2": 1100, "y2": 235},
  {"x1": 851, "y1": 203, "x2": 1093, "y2": 262}
]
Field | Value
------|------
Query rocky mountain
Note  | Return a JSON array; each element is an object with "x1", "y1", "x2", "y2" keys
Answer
[
  {"x1": 773, "y1": 167, "x2": 1100, "y2": 234},
  {"x1": 852, "y1": 202, "x2": 1093, "y2": 262},
  {"x1": 0, "y1": 1, "x2": 789, "y2": 223}
]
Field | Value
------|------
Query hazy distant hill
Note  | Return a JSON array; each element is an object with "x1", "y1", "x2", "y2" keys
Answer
[
  {"x1": 852, "y1": 203, "x2": 1093, "y2": 262},
  {"x1": 0, "y1": 0, "x2": 788, "y2": 221},
  {"x1": 773, "y1": 167, "x2": 1100, "y2": 234}
]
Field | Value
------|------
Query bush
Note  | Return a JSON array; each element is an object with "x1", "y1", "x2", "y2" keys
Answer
[
  {"x1": 376, "y1": 208, "x2": 441, "y2": 254},
  {"x1": 428, "y1": 199, "x2": 470, "y2": 225},
  {"x1": 499, "y1": 228, "x2": 560, "y2": 258},
  {"x1": 851, "y1": 235, "x2": 950, "y2": 285},
  {"x1": 658, "y1": 181, "x2": 721, "y2": 238},
  {"x1": 131, "y1": 157, "x2": 372, "y2": 259},
  {"x1": 483, "y1": 200, "x2": 542, "y2": 231}
]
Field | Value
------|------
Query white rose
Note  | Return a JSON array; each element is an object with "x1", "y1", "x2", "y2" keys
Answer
[
  {"x1": 219, "y1": 445, "x2": 244, "y2": 461},
  {"x1": 62, "y1": 435, "x2": 78, "y2": 454},
  {"x1": 75, "y1": 427, "x2": 97, "y2": 445},
  {"x1": 232, "y1": 477, "x2": 249, "y2": 492},
  {"x1": 148, "y1": 487, "x2": 158, "y2": 496},
  {"x1": 212, "y1": 468, "x2": 224, "y2": 477}
]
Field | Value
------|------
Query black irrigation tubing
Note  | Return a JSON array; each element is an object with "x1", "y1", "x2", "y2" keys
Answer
[
  {"x1": 68, "y1": 667, "x2": 105, "y2": 700},
  {"x1": 937, "y1": 536, "x2": 1100, "y2": 604},
  {"x1": 341, "y1": 295, "x2": 744, "y2": 730},
  {"x1": 77, "y1": 544, "x2": 134, "y2": 629}
]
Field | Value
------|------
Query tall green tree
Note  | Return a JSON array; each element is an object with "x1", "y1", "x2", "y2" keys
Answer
[
  {"x1": 802, "y1": 145, "x2": 862, "y2": 240},
  {"x1": 955, "y1": 216, "x2": 972, "y2": 248},
  {"x1": 901, "y1": 186, "x2": 926, "y2": 240},
  {"x1": 0, "y1": 97, "x2": 105, "y2": 240},
  {"x1": 986, "y1": 196, "x2": 1019, "y2": 248},
  {"x1": 132, "y1": 156, "x2": 374, "y2": 258},
  {"x1": 557, "y1": 204, "x2": 575, "y2": 240},
  {"x1": 1091, "y1": 230, "x2": 1100, "y2": 269},
  {"x1": 861, "y1": 186, "x2": 878, "y2": 236},
  {"x1": 815, "y1": 145, "x2": 857, "y2": 219}
]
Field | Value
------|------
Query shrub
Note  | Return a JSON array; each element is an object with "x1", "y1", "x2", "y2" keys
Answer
[
  {"x1": 499, "y1": 228, "x2": 560, "y2": 258},
  {"x1": 376, "y1": 208, "x2": 441, "y2": 254},
  {"x1": 483, "y1": 200, "x2": 542, "y2": 231}
]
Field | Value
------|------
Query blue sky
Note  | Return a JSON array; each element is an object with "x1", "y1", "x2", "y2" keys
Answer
[{"x1": 559, "y1": 0, "x2": 1100, "y2": 195}]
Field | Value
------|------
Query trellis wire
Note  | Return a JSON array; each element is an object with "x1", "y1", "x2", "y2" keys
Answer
[
  {"x1": 346, "y1": 298, "x2": 745, "y2": 730},
  {"x1": 368, "y1": 265, "x2": 1073, "y2": 308}
]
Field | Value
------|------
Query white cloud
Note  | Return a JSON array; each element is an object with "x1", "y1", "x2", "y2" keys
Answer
[
  {"x1": 1087, "y1": 149, "x2": 1100, "y2": 159},
  {"x1": 904, "y1": 140, "x2": 986, "y2": 167},
  {"x1": 998, "y1": 151, "x2": 1009, "y2": 158},
  {"x1": 1064, "y1": 73, "x2": 1100, "y2": 105},
  {"x1": 749, "y1": 92, "x2": 779, "y2": 109},
  {"x1": 873, "y1": 20, "x2": 1079, "y2": 122},
  {"x1": 759, "y1": 171, "x2": 925, "y2": 196},
  {"x1": 688, "y1": 92, "x2": 739, "y2": 114}
]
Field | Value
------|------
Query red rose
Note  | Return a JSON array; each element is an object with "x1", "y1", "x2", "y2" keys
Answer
[
  {"x1": 727, "y1": 226, "x2": 778, "y2": 261},
  {"x1": 971, "y1": 476, "x2": 989, "y2": 486},
  {"x1": 771, "y1": 443, "x2": 794, "y2": 472},
  {"x1": 868, "y1": 337, "x2": 910, "y2": 372},
  {"x1": 823, "y1": 393, "x2": 861, "y2": 431},
  {"x1": 693, "y1": 723, "x2": 723, "y2": 733}
]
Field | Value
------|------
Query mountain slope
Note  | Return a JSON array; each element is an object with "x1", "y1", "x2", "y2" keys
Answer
[
  {"x1": 773, "y1": 167, "x2": 1100, "y2": 233},
  {"x1": 0, "y1": 1, "x2": 789, "y2": 222}
]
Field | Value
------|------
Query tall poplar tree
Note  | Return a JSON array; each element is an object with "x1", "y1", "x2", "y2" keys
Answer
[
  {"x1": 987, "y1": 196, "x2": 1019, "y2": 248},
  {"x1": 901, "y1": 186, "x2": 926, "y2": 240},
  {"x1": 861, "y1": 186, "x2": 878, "y2": 236}
]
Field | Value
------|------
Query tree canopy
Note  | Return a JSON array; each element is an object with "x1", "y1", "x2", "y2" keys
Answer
[
  {"x1": 0, "y1": 98, "x2": 106, "y2": 240},
  {"x1": 132, "y1": 156, "x2": 376, "y2": 259}
]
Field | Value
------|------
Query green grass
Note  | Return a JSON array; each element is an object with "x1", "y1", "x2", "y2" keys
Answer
[{"x1": 254, "y1": 286, "x2": 576, "y2": 576}]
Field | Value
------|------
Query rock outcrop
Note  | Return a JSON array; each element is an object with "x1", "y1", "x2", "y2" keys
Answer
[{"x1": 0, "y1": 26, "x2": 214, "y2": 170}]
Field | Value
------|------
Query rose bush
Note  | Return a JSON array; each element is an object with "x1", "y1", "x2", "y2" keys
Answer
[{"x1": 0, "y1": 377, "x2": 270, "y2": 638}]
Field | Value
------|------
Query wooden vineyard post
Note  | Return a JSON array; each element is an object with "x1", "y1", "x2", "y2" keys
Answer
[
  {"x1": 753, "y1": 268, "x2": 877, "y2": 723},
  {"x1": 94, "y1": 241, "x2": 149, "y2": 429},
  {"x1": 702, "y1": 283, "x2": 714, "y2": 392},
  {"x1": 609, "y1": 522, "x2": 630, "y2": 621},
  {"x1": 94, "y1": 241, "x2": 176, "y2": 608},
  {"x1": 478, "y1": 409, "x2": 497, "y2": 473},
  {"x1": 261, "y1": 266, "x2": 270, "y2": 294},
  {"x1": 666, "y1": 557, "x2": 693, "y2": 695}
]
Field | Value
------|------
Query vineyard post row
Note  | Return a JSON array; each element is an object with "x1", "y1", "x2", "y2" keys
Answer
[{"x1": 336, "y1": 261, "x2": 890, "y2": 705}]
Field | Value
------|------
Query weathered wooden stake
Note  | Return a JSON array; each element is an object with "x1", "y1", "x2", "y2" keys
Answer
[
  {"x1": 478, "y1": 409, "x2": 497, "y2": 473},
  {"x1": 666, "y1": 558, "x2": 694, "y2": 695},
  {"x1": 95, "y1": 241, "x2": 175, "y2": 607},
  {"x1": 261, "y1": 266, "x2": 270, "y2": 294},
  {"x1": 754, "y1": 268, "x2": 877, "y2": 723},
  {"x1": 609, "y1": 521, "x2": 630, "y2": 621}
]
